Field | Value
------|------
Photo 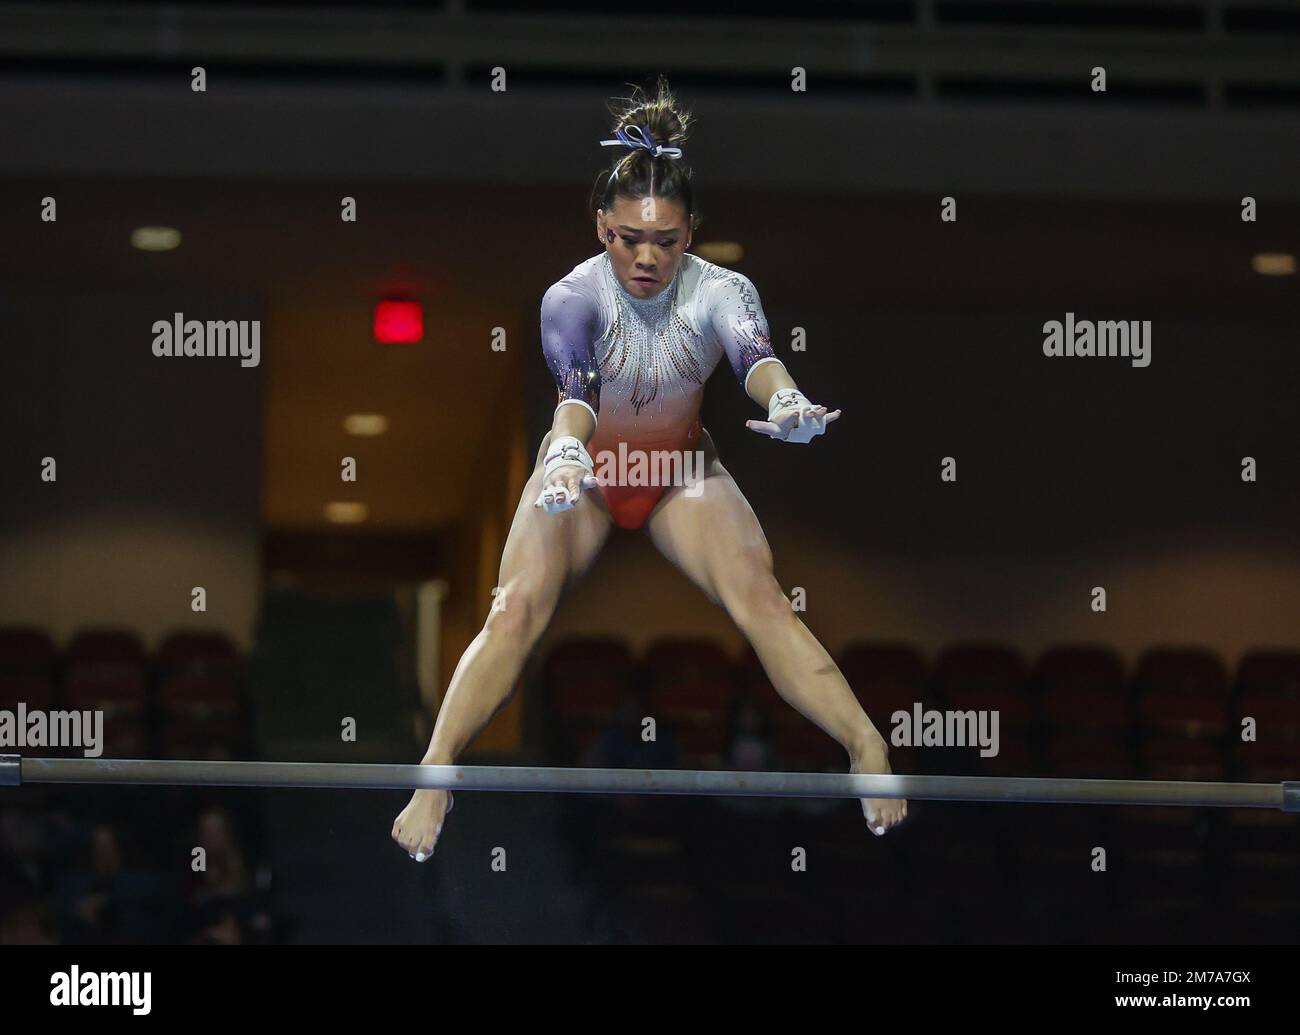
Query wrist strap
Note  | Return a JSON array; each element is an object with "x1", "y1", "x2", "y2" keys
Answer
[
  {"x1": 767, "y1": 388, "x2": 810, "y2": 419},
  {"x1": 544, "y1": 436, "x2": 594, "y2": 479}
]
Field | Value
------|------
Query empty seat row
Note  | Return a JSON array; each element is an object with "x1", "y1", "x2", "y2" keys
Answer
[
  {"x1": 542, "y1": 638, "x2": 1300, "y2": 778},
  {"x1": 0, "y1": 628, "x2": 246, "y2": 758}
]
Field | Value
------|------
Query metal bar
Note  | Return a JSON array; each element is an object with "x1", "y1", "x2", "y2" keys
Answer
[
  {"x1": 6, "y1": 756, "x2": 1296, "y2": 811},
  {"x1": 0, "y1": 755, "x2": 19, "y2": 787}
]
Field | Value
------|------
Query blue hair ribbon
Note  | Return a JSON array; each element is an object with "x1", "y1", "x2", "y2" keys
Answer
[{"x1": 599, "y1": 124, "x2": 683, "y2": 159}]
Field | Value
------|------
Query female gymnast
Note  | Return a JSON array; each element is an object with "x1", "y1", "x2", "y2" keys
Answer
[{"x1": 393, "y1": 77, "x2": 906, "y2": 862}]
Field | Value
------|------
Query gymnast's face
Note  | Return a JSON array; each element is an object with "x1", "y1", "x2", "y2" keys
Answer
[{"x1": 596, "y1": 195, "x2": 692, "y2": 300}]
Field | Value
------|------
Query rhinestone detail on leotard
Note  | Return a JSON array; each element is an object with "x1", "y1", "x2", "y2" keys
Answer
[{"x1": 597, "y1": 253, "x2": 706, "y2": 415}]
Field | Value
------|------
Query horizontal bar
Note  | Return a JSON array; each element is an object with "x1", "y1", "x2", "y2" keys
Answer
[{"x1": 5, "y1": 756, "x2": 1297, "y2": 811}]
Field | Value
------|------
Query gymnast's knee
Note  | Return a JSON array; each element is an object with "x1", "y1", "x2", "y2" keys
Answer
[
  {"x1": 727, "y1": 570, "x2": 796, "y2": 636},
  {"x1": 482, "y1": 581, "x2": 555, "y2": 644}
]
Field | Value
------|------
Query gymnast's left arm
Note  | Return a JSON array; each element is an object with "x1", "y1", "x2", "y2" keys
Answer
[{"x1": 710, "y1": 271, "x2": 841, "y2": 443}]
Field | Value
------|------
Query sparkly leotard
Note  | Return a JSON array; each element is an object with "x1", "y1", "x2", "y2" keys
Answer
[{"x1": 540, "y1": 251, "x2": 780, "y2": 528}]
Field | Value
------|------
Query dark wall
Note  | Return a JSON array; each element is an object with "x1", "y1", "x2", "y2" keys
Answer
[{"x1": 1, "y1": 284, "x2": 264, "y2": 649}]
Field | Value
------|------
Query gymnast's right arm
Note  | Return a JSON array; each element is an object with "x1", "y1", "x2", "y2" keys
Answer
[{"x1": 536, "y1": 282, "x2": 601, "y2": 514}]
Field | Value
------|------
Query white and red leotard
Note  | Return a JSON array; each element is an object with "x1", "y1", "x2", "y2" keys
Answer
[{"x1": 540, "y1": 251, "x2": 780, "y2": 528}]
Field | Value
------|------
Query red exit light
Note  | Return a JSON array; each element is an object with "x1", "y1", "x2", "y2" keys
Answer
[{"x1": 373, "y1": 299, "x2": 423, "y2": 344}]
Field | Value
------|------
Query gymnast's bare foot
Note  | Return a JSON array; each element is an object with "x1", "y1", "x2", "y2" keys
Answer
[
  {"x1": 392, "y1": 788, "x2": 454, "y2": 862},
  {"x1": 851, "y1": 734, "x2": 907, "y2": 836}
]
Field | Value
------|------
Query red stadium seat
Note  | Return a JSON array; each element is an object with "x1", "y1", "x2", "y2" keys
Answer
[
  {"x1": 838, "y1": 642, "x2": 929, "y2": 773},
  {"x1": 1034, "y1": 645, "x2": 1132, "y2": 777},
  {"x1": 1132, "y1": 648, "x2": 1229, "y2": 780},
  {"x1": 542, "y1": 637, "x2": 636, "y2": 764},
  {"x1": 931, "y1": 644, "x2": 1035, "y2": 775},
  {"x1": 157, "y1": 631, "x2": 243, "y2": 758},
  {"x1": 1233, "y1": 650, "x2": 1300, "y2": 778},
  {"x1": 64, "y1": 629, "x2": 148, "y2": 755},
  {"x1": 645, "y1": 639, "x2": 737, "y2": 763},
  {"x1": 544, "y1": 637, "x2": 634, "y2": 720},
  {"x1": 0, "y1": 627, "x2": 56, "y2": 710}
]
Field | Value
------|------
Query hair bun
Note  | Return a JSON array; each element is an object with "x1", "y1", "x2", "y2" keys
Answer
[
  {"x1": 590, "y1": 75, "x2": 700, "y2": 231},
  {"x1": 606, "y1": 75, "x2": 692, "y2": 156}
]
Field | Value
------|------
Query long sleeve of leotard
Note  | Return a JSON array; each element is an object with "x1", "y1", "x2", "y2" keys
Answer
[
  {"x1": 540, "y1": 280, "x2": 602, "y2": 421},
  {"x1": 705, "y1": 269, "x2": 782, "y2": 390}
]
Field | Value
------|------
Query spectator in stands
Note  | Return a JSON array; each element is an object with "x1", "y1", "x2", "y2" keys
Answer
[
  {"x1": 50, "y1": 823, "x2": 168, "y2": 943},
  {"x1": 178, "y1": 807, "x2": 272, "y2": 944},
  {"x1": 0, "y1": 851, "x2": 59, "y2": 944}
]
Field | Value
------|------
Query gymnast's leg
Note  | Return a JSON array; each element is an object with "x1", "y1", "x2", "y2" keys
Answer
[
  {"x1": 645, "y1": 430, "x2": 907, "y2": 835},
  {"x1": 392, "y1": 431, "x2": 613, "y2": 860}
]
